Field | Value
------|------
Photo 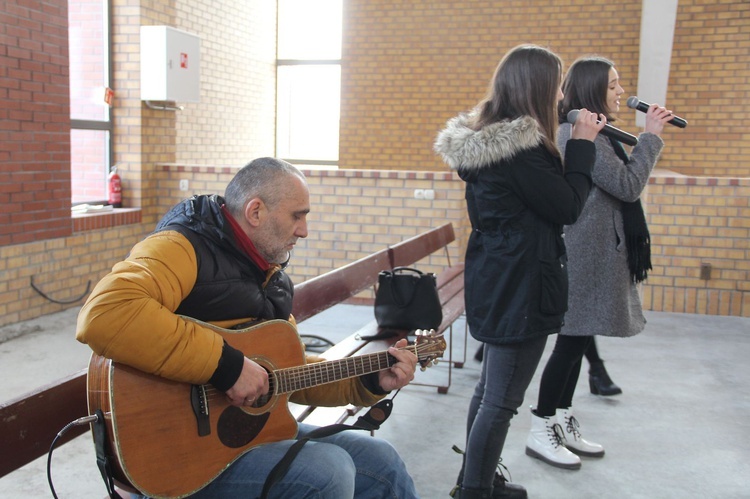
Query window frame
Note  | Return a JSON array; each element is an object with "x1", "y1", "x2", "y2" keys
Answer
[
  {"x1": 275, "y1": 0, "x2": 342, "y2": 168},
  {"x1": 69, "y1": 0, "x2": 114, "y2": 206}
]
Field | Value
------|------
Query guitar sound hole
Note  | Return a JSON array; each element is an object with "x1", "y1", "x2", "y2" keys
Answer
[{"x1": 217, "y1": 406, "x2": 270, "y2": 448}]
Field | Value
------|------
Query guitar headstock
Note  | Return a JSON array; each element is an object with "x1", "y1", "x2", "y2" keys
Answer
[{"x1": 413, "y1": 329, "x2": 447, "y2": 370}]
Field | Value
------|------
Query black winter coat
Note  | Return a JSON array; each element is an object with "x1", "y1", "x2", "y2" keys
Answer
[{"x1": 434, "y1": 115, "x2": 596, "y2": 344}]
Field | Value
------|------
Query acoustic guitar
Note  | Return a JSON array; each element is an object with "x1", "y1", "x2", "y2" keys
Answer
[{"x1": 87, "y1": 319, "x2": 446, "y2": 498}]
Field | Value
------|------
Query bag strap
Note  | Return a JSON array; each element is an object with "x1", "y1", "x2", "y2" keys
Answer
[
  {"x1": 259, "y1": 398, "x2": 394, "y2": 498},
  {"x1": 391, "y1": 267, "x2": 424, "y2": 275}
]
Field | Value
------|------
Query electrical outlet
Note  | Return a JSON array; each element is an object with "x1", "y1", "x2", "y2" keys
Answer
[
  {"x1": 414, "y1": 189, "x2": 425, "y2": 199},
  {"x1": 179, "y1": 179, "x2": 189, "y2": 191}
]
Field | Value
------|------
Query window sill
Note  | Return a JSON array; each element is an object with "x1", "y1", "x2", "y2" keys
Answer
[{"x1": 72, "y1": 207, "x2": 142, "y2": 232}]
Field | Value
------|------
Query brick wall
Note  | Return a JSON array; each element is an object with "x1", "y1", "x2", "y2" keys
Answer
[
  {"x1": 174, "y1": 1, "x2": 277, "y2": 164},
  {"x1": 0, "y1": 0, "x2": 748, "y2": 329},
  {"x1": 643, "y1": 175, "x2": 750, "y2": 315},
  {"x1": 0, "y1": 0, "x2": 72, "y2": 245},
  {"x1": 152, "y1": 165, "x2": 469, "y2": 286},
  {"x1": 340, "y1": 0, "x2": 750, "y2": 178},
  {"x1": 151, "y1": 165, "x2": 750, "y2": 317}
]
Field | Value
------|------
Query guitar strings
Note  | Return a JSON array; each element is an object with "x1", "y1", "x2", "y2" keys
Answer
[{"x1": 197, "y1": 340, "x2": 438, "y2": 401}]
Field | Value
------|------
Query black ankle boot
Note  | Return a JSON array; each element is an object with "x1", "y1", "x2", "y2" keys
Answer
[
  {"x1": 451, "y1": 474, "x2": 527, "y2": 499},
  {"x1": 492, "y1": 472, "x2": 528, "y2": 498},
  {"x1": 589, "y1": 361, "x2": 622, "y2": 396},
  {"x1": 453, "y1": 486, "x2": 493, "y2": 498}
]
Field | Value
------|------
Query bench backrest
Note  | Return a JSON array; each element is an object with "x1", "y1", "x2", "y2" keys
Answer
[
  {"x1": 291, "y1": 248, "x2": 391, "y2": 322},
  {"x1": 0, "y1": 369, "x2": 89, "y2": 479},
  {"x1": 388, "y1": 222, "x2": 456, "y2": 269},
  {"x1": 292, "y1": 222, "x2": 456, "y2": 322}
]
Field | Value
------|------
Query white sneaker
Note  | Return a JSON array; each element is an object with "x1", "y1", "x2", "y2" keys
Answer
[{"x1": 557, "y1": 407, "x2": 605, "y2": 457}]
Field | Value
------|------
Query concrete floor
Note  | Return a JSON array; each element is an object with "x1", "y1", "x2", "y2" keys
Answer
[{"x1": 1, "y1": 304, "x2": 749, "y2": 498}]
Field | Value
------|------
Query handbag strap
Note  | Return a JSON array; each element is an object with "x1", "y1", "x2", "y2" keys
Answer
[{"x1": 391, "y1": 267, "x2": 424, "y2": 276}]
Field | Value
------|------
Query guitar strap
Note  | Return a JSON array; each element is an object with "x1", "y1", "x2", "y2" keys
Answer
[
  {"x1": 93, "y1": 409, "x2": 124, "y2": 499},
  {"x1": 259, "y1": 397, "x2": 395, "y2": 499}
]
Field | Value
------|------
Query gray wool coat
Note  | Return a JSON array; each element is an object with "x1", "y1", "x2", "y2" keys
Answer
[{"x1": 557, "y1": 123, "x2": 664, "y2": 337}]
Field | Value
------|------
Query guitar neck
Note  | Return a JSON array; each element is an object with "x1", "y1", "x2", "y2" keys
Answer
[{"x1": 273, "y1": 344, "x2": 416, "y2": 394}]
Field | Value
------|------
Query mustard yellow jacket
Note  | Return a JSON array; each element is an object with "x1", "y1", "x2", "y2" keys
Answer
[{"x1": 76, "y1": 230, "x2": 384, "y2": 408}]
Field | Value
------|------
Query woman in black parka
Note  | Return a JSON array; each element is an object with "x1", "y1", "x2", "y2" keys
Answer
[{"x1": 434, "y1": 45, "x2": 605, "y2": 498}]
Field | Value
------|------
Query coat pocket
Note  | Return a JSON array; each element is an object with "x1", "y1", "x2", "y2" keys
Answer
[{"x1": 539, "y1": 257, "x2": 569, "y2": 315}]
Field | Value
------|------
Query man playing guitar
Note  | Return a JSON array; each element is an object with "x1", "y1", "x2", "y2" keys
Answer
[{"x1": 77, "y1": 157, "x2": 421, "y2": 498}]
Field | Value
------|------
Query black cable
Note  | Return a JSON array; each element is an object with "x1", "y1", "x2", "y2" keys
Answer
[{"x1": 47, "y1": 414, "x2": 99, "y2": 498}]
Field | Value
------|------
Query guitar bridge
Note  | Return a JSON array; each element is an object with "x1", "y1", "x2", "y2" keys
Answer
[{"x1": 190, "y1": 384, "x2": 211, "y2": 437}]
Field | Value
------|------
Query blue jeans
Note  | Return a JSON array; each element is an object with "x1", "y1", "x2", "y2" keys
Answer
[
  {"x1": 460, "y1": 337, "x2": 548, "y2": 490},
  {"x1": 133, "y1": 423, "x2": 418, "y2": 498}
]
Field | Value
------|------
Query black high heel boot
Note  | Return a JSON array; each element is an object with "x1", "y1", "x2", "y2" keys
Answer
[{"x1": 589, "y1": 361, "x2": 622, "y2": 396}]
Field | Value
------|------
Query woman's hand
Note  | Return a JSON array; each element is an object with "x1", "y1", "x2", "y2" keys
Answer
[
  {"x1": 570, "y1": 108, "x2": 607, "y2": 142},
  {"x1": 644, "y1": 103, "x2": 675, "y2": 136}
]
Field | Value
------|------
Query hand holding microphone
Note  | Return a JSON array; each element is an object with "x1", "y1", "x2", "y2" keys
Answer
[
  {"x1": 627, "y1": 96, "x2": 688, "y2": 128},
  {"x1": 567, "y1": 109, "x2": 639, "y2": 146}
]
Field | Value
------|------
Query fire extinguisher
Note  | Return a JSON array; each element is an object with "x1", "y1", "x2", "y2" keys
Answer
[{"x1": 108, "y1": 165, "x2": 122, "y2": 208}]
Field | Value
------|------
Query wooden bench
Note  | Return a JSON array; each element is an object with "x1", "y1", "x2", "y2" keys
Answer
[
  {"x1": 0, "y1": 222, "x2": 465, "y2": 490},
  {"x1": 292, "y1": 223, "x2": 466, "y2": 427}
]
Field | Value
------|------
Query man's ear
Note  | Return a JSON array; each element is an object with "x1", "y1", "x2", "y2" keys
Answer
[{"x1": 243, "y1": 198, "x2": 264, "y2": 227}]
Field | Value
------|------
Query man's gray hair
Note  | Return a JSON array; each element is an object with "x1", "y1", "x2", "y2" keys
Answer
[{"x1": 224, "y1": 157, "x2": 304, "y2": 218}]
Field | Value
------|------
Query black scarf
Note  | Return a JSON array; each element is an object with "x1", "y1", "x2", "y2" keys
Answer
[{"x1": 608, "y1": 137, "x2": 652, "y2": 283}]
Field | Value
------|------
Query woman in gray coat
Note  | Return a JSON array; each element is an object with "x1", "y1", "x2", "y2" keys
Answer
[{"x1": 526, "y1": 56, "x2": 675, "y2": 470}]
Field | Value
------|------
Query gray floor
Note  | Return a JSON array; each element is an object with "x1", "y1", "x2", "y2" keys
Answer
[{"x1": 1, "y1": 305, "x2": 749, "y2": 498}]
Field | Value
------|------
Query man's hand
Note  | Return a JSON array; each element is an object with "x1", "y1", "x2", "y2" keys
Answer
[
  {"x1": 378, "y1": 338, "x2": 417, "y2": 392},
  {"x1": 225, "y1": 357, "x2": 269, "y2": 407}
]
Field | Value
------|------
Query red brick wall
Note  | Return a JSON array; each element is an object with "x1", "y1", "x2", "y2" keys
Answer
[{"x1": 0, "y1": 0, "x2": 72, "y2": 245}]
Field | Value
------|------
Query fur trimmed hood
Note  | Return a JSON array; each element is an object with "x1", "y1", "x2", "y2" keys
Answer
[{"x1": 434, "y1": 114, "x2": 544, "y2": 171}]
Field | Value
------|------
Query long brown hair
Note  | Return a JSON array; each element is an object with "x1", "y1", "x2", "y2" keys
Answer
[
  {"x1": 469, "y1": 44, "x2": 563, "y2": 157},
  {"x1": 559, "y1": 56, "x2": 615, "y2": 123}
]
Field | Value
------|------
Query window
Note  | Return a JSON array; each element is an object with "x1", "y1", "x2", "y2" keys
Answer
[
  {"x1": 276, "y1": 0, "x2": 342, "y2": 167},
  {"x1": 69, "y1": 0, "x2": 112, "y2": 205}
]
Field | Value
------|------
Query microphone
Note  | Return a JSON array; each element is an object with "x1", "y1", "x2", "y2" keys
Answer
[
  {"x1": 626, "y1": 96, "x2": 688, "y2": 128},
  {"x1": 566, "y1": 109, "x2": 638, "y2": 146}
]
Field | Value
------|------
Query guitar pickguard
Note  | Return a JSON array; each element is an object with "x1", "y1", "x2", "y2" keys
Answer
[{"x1": 217, "y1": 406, "x2": 270, "y2": 448}]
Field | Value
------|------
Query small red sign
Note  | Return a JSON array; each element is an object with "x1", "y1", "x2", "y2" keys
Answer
[{"x1": 180, "y1": 53, "x2": 188, "y2": 69}]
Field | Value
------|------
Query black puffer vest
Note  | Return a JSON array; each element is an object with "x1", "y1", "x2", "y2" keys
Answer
[{"x1": 154, "y1": 194, "x2": 294, "y2": 323}]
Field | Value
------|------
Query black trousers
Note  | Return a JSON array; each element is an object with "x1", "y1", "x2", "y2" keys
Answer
[{"x1": 535, "y1": 335, "x2": 593, "y2": 417}]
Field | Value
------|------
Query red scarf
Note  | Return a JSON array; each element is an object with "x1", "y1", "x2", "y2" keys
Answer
[{"x1": 220, "y1": 205, "x2": 271, "y2": 272}]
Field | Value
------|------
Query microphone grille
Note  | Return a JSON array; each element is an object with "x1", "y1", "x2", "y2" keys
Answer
[
  {"x1": 566, "y1": 109, "x2": 579, "y2": 125},
  {"x1": 626, "y1": 96, "x2": 640, "y2": 109}
]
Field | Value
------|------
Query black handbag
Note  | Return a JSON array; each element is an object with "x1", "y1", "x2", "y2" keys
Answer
[{"x1": 374, "y1": 267, "x2": 442, "y2": 330}]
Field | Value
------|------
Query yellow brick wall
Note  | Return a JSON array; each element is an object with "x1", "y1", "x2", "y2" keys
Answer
[
  {"x1": 152, "y1": 165, "x2": 470, "y2": 284},
  {"x1": 174, "y1": 1, "x2": 277, "y2": 164},
  {"x1": 1, "y1": 166, "x2": 747, "y2": 330},
  {"x1": 340, "y1": 0, "x2": 750, "y2": 178},
  {"x1": 643, "y1": 175, "x2": 750, "y2": 315},
  {"x1": 152, "y1": 165, "x2": 749, "y2": 317},
  {"x1": 0, "y1": 0, "x2": 748, "y2": 330}
]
